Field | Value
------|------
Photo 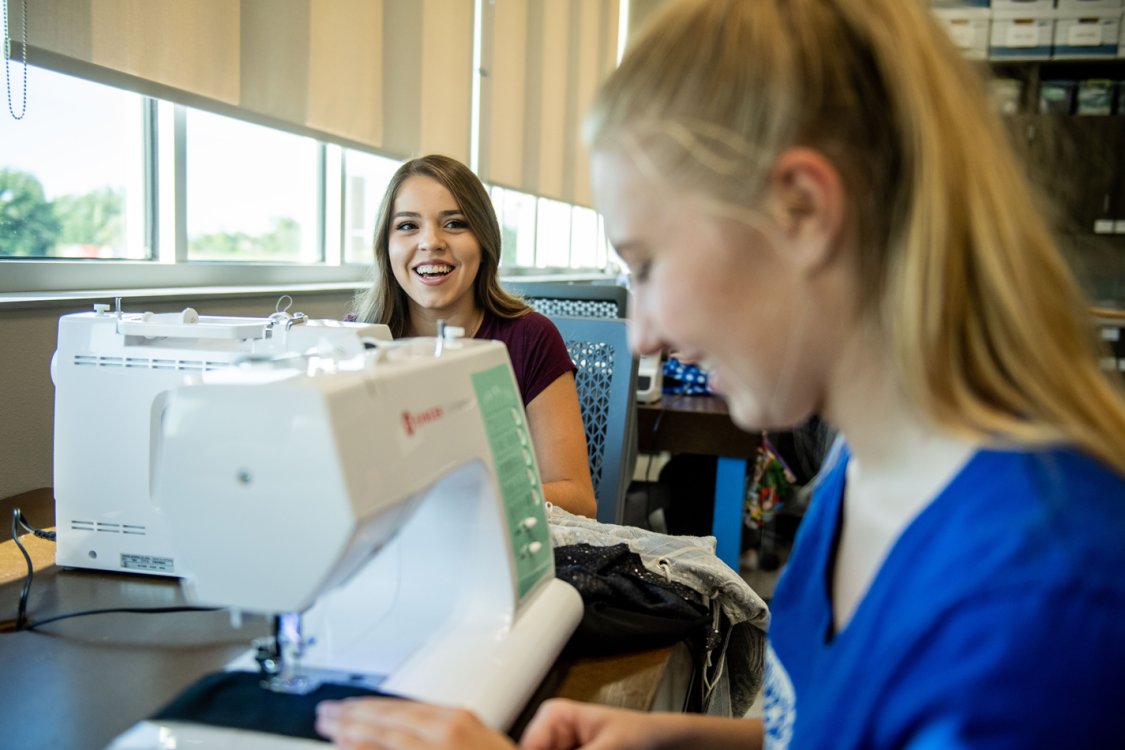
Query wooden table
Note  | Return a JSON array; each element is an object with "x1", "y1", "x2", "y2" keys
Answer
[
  {"x1": 1, "y1": 489, "x2": 689, "y2": 749},
  {"x1": 636, "y1": 395, "x2": 760, "y2": 569}
]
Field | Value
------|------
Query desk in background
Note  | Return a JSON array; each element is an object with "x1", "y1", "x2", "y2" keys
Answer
[
  {"x1": 0, "y1": 488, "x2": 690, "y2": 749},
  {"x1": 636, "y1": 394, "x2": 759, "y2": 570}
]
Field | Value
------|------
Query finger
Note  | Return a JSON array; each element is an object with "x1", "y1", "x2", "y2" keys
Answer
[
  {"x1": 333, "y1": 722, "x2": 434, "y2": 750},
  {"x1": 318, "y1": 698, "x2": 507, "y2": 750},
  {"x1": 317, "y1": 699, "x2": 408, "y2": 747},
  {"x1": 520, "y1": 699, "x2": 584, "y2": 750},
  {"x1": 333, "y1": 699, "x2": 475, "y2": 741},
  {"x1": 318, "y1": 702, "x2": 430, "y2": 750}
]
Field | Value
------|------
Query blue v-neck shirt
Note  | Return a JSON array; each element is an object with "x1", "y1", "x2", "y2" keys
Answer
[{"x1": 765, "y1": 443, "x2": 1125, "y2": 749}]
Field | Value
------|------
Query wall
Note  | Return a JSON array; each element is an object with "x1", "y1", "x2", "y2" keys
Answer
[{"x1": 0, "y1": 288, "x2": 356, "y2": 501}]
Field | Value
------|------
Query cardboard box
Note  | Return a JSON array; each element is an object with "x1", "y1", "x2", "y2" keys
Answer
[
  {"x1": 1076, "y1": 78, "x2": 1116, "y2": 113},
  {"x1": 1057, "y1": 0, "x2": 1123, "y2": 11},
  {"x1": 1039, "y1": 79, "x2": 1076, "y2": 112},
  {"x1": 992, "y1": 0, "x2": 1055, "y2": 10},
  {"x1": 989, "y1": 78, "x2": 1026, "y2": 113},
  {"x1": 934, "y1": 8, "x2": 992, "y2": 58},
  {"x1": 990, "y1": 11, "x2": 1056, "y2": 59},
  {"x1": 1054, "y1": 14, "x2": 1120, "y2": 57}
]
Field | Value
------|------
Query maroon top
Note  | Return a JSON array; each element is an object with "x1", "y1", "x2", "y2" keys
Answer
[{"x1": 475, "y1": 310, "x2": 575, "y2": 406}]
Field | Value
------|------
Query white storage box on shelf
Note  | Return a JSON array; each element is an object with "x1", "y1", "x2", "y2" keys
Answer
[
  {"x1": 990, "y1": 10, "x2": 1057, "y2": 59},
  {"x1": 934, "y1": 7, "x2": 993, "y2": 59},
  {"x1": 1054, "y1": 13, "x2": 1121, "y2": 57},
  {"x1": 992, "y1": 0, "x2": 1056, "y2": 10},
  {"x1": 1057, "y1": 0, "x2": 1123, "y2": 11}
]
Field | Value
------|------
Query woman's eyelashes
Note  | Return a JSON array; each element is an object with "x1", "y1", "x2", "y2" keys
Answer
[
  {"x1": 632, "y1": 260, "x2": 652, "y2": 284},
  {"x1": 393, "y1": 217, "x2": 467, "y2": 233}
]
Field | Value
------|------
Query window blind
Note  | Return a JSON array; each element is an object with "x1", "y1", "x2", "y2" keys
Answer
[
  {"x1": 477, "y1": 0, "x2": 619, "y2": 208},
  {"x1": 12, "y1": 0, "x2": 474, "y2": 162}
]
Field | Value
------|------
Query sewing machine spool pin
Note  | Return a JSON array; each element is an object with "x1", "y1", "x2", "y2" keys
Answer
[{"x1": 267, "y1": 295, "x2": 309, "y2": 336}]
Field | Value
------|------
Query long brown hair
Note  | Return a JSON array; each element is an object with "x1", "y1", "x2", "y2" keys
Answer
[
  {"x1": 586, "y1": 0, "x2": 1125, "y2": 474},
  {"x1": 352, "y1": 154, "x2": 528, "y2": 335}
]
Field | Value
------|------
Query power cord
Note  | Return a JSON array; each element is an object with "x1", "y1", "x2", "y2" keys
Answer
[
  {"x1": 26, "y1": 605, "x2": 218, "y2": 631},
  {"x1": 11, "y1": 508, "x2": 54, "y2": 542},
  {"x1": 8, "y1": 507, "x2": 216, "y2": 631},
  {"x1": 9, "y1": 507, "x2": 51, "y2": 631}
]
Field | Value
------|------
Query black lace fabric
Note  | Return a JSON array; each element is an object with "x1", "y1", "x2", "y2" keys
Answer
[{"x1": 554, "y1": 542, "x2": 712, "y2": 656}]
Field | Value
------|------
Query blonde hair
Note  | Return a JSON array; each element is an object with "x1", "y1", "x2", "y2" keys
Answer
[
  {"x1": 352, "y1": 154, "x2": 528, "y2": 336},
  {"x1": 587, "y1": 0, "x2": 1125, "y2": 475}
]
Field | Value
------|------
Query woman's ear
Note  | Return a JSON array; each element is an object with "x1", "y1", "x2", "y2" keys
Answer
[{"x1": 767, "y1": 148, "x2": 846, "y2": 274}]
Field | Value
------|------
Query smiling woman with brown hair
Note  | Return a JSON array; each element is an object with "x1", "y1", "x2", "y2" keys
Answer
[{"x1": 351, "y1": 154, "x2": 595, "y2": 519}]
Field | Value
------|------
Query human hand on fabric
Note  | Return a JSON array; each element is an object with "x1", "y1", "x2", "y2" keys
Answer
[
  {"x1": 317, "y1": 698, "x2": 517, "y2": 750},
  {"x1": 519, "y1": 700, "x2": 664, "y2": 750},
  {"x1": 520, "y1": 699, "x2": 761, "y2": 750}
]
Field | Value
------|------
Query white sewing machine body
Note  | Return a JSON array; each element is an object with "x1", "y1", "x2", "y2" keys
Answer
[
  {"x1": 51, "y1": 304, "x2": 390, "y2": 576},
  {"x1": 108, "y1": 336, "x2": 582, "y2": 747}
]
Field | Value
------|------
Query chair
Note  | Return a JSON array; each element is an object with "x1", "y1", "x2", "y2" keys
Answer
[
  {"x1": 549, "y1": 315, "x2": 638, "y2": 526},
  {"x1": 504, "y1": 280, "x2": 629, "y2": 319}
]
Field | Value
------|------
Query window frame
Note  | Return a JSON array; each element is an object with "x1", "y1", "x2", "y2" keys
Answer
[
  {"x1": 0, "y1": 67, "x2": 617, "y2": 298},
  {"x1": 1, "y1": 86, "x2": 373, "y2": 295}
]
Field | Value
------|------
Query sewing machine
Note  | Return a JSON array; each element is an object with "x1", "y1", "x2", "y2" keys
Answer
[
  {"x1": 51, "y1": 299, "x2": 391, "y2": 576},
  {"x1": 107, "y1": 334, "x2": 583, "y2": 747}
]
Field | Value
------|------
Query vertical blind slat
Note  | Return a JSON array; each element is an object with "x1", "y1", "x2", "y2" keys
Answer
[
  {"x1": 18, "y1": 0, "x2": 472, "y2": 160},
  {"x1": 481, "y1": 0, "x2": 618, "y2": 207}
]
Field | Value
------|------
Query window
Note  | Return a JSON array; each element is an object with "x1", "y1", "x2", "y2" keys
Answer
[
  {"x1": 570, "y1": 206, "x2": 604, "y2": 269},
  {"x1": 0, "y1": 67, "x2": 146, "y2": 260},
  {"x1": 185, "y1": 110, "x2": 320, "y2": 263},
  {"x1": 491, "y1": 185, "x2": 612, "y2": 272},
  {"x1": 342, "y1": 149, "x2": 401, "y2": 265},
  {"x1": 1, "y1": 66, "x2": 617, "y2": 295},
  {"x1": 535, "y1": 197, "x2": 573, "y2": 269},
  {"x1": 491, "y1": 185, "x2": 537, "y2": 267}
]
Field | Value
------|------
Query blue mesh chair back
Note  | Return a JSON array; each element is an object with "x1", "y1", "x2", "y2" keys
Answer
[
  {"x1": 504, "y1": 281, "x2": 628, "y2": 319},
  {"x1": 550, "y1": 315, "x2": 638, "y2": 525}
]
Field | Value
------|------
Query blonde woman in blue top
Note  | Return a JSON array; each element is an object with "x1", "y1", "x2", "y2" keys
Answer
[{"x1": 316, "y1": 1, "x2": 1125, "y2": 748}]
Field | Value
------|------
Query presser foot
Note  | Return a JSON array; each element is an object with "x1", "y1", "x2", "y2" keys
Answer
[
  {"x1": 254, "y1": 635, "x2": 385, "y2": 695},
  {"x1": 259, "y1": 666, "x2": 388, "y2": 696}
]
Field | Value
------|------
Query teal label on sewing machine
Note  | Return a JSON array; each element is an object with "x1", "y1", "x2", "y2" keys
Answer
[{"x1": 472, "y1": 364, "x2": 553, "y2": 599}]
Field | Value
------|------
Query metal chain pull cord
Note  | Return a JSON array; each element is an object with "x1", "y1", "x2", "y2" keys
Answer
[{"x1": 3, "y1": 0, "x2": 28, "y2": 120}]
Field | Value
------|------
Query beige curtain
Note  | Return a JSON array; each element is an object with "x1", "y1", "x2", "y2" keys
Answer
[
  {"x1": 478, "y1": 0, "x2": 619, "y2": 207},
  {"x1": 625, "y1": 0, "x2": 669, "y2": 45},
  {"x1": 12, "y1": 0, "x2": 474, "y2": 162}
]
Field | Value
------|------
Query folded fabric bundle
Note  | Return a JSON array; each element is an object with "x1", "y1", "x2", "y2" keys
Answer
[
  {"x1": 549, "y1": 507, "x2": 770, "y2": 717},
  {"x1": 555, "y1": 542, "x2": 712, "y2": 657}
]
